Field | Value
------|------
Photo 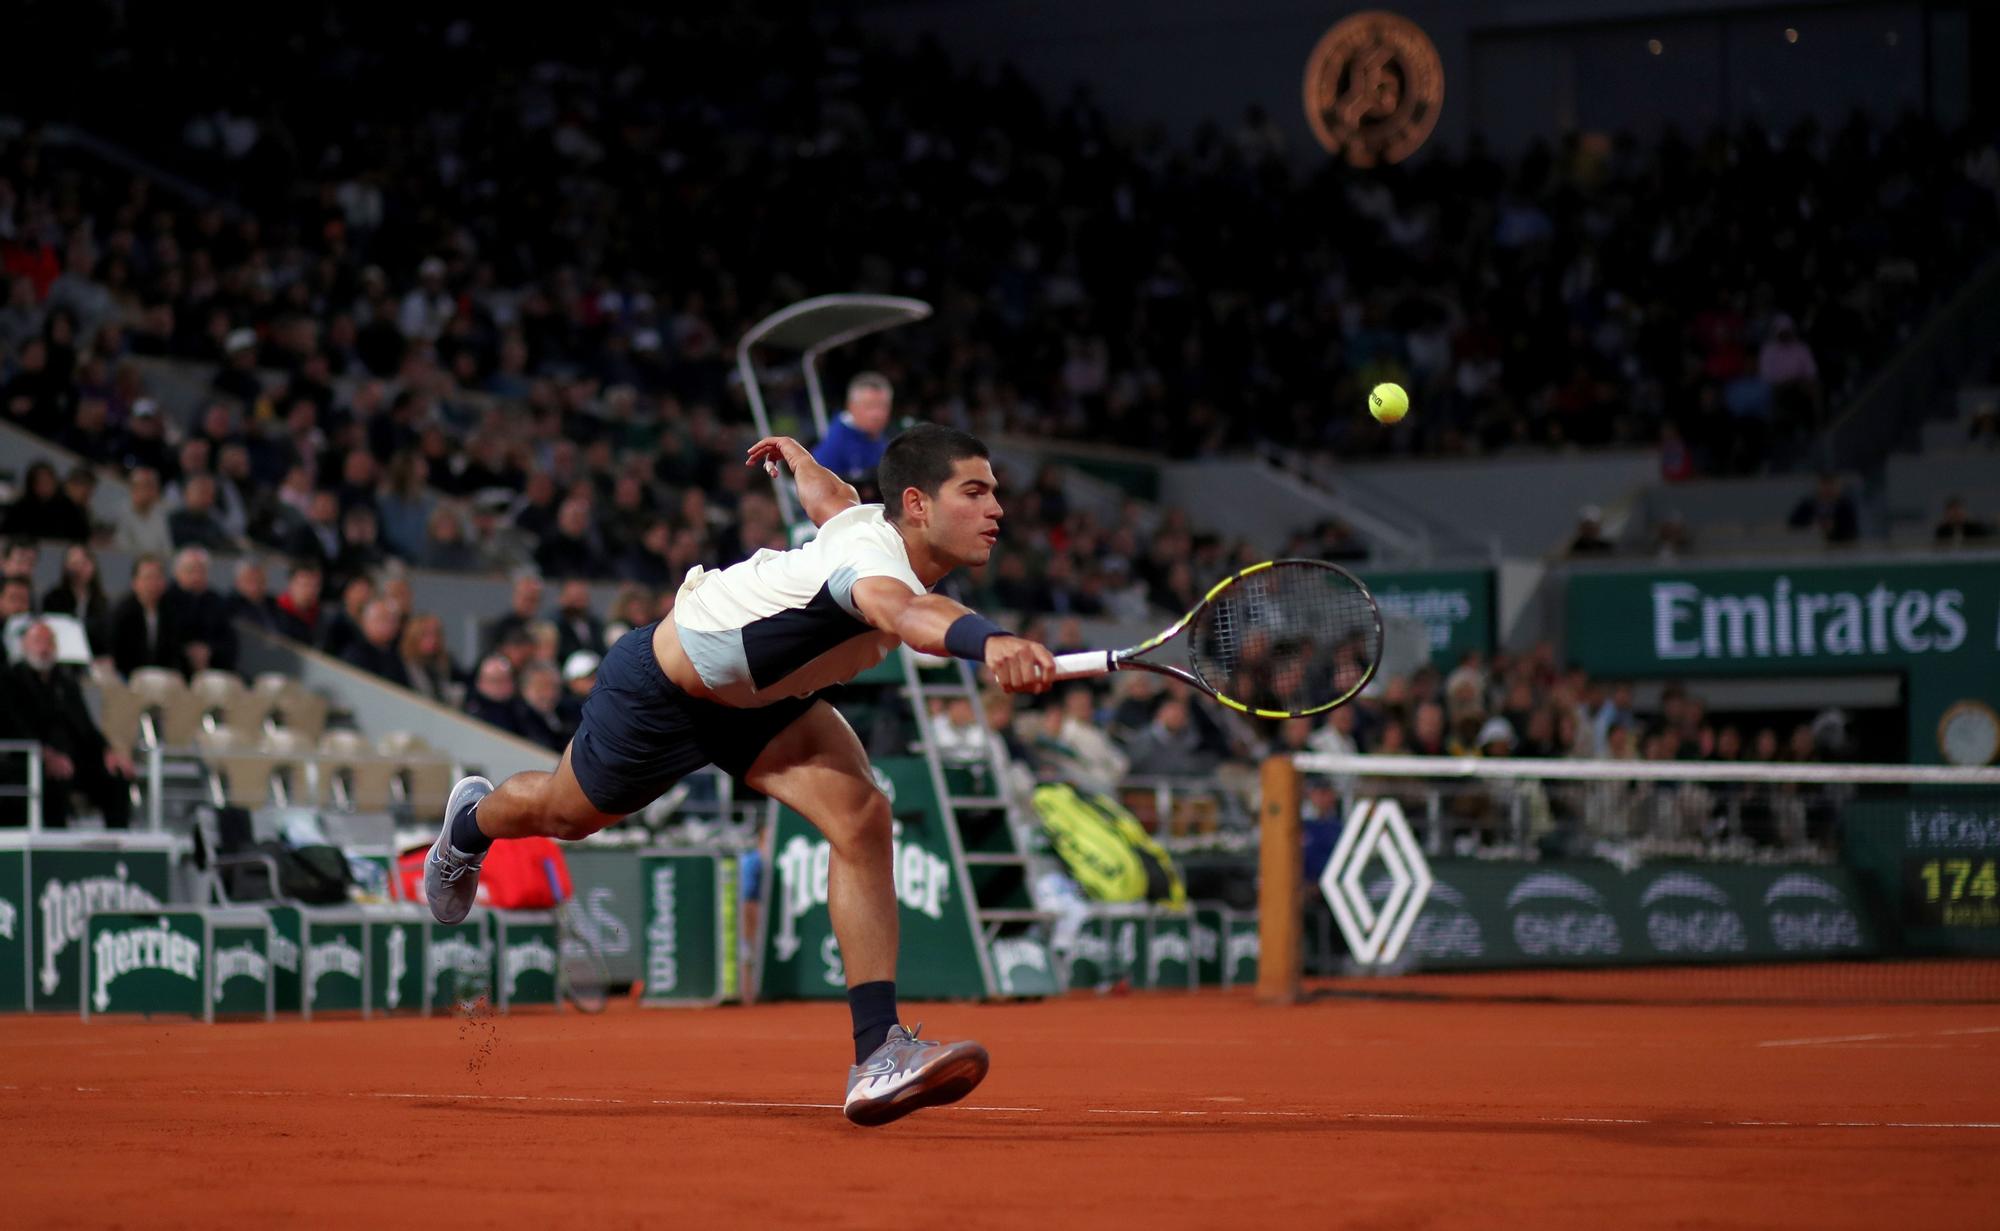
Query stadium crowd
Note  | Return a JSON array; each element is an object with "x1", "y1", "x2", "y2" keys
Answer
[{"x1": 0, "y1": 7, "x2": 1960, "y2": 834}]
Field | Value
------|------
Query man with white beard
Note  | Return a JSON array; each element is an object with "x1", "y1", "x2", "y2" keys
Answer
[{"x1": 4, "y1": 621, "x2": 135, "y2": 828}]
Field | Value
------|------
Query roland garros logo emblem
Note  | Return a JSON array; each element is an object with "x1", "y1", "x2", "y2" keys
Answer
[{"x1": 1302, "y1": 10, "x2": 1444, "y2": 166}]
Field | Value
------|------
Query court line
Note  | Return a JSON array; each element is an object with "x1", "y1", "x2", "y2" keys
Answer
[
  {"x1": 70, "y1": 1086, "x2": 2000, "y2": 1131},
  {"x1": 1760, "y1": 1026, "x2": 2000, "y2": 1048}
]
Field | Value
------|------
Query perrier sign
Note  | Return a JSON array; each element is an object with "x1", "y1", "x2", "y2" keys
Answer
[
  {"x1": 1568, "y1": 560, "x2": 2000, "y2": 764},
  {"x1": 760, "y1": 756, "x2": 988, "y2": 999}
]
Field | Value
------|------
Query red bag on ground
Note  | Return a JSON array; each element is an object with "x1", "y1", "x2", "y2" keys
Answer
[{"x1": 395, "y1": 836, "x2": 573, "y2": 908}]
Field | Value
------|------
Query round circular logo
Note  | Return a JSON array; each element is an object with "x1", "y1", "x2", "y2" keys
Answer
[
  {"x1": 1938, "y1": 700, "x2": 2000, "y2": 767},
  {"x1": 1302, "y1": 10, "x2": 1444, "y2": 167}
]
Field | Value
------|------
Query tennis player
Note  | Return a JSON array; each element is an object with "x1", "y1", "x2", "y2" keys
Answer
[{"x1": 424, "y1": 424, "x2": 1056, "y2": 1126}]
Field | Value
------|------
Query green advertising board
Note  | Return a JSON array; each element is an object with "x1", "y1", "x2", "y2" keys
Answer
[
  {"x1": 1567, "y1": 559, "x2": 2000, "y2": 764},
  {"x1": 369, "y1": 912, "x2": 427, "y2": 1014},
  {"x1": 26, "y1": 841, "x2": 174, "y2": 1012},
  {"x1": 80, "y1": 910, "x2": 205, "y2": 1020},
  {"x1": 209, "y1": 913, "x2": 274, "y2": 1019},
  {"x1": 563, "y1": 847, "x2": 644, "y2": 986},
  {"x1": 0, "y1": 850, "x2": 25, "y2": 1011},
  {"x1": 266, "y1": 906, "x2": 302, "y2": 1012},
  {"x1": 1391, "y1": 862, "x2": 1875, "y2": 970},
  {"x1": 1222, "y1": 912, "x2": 1260, "y2": 986},
  {"x1": 427, "y1": 918, "x2": 492, "y2": 1011},
  {"x1": 640, "y1": 852, "x2": 736, "y2": 1007},
  {"x1": 1145, "y1": 913, "x2": 1196, "y2": 991},
  {"x1": 1192, "y1": 905, "x2": 1226, "y2": 987},
  {"x1": 494, "y1": 913, "x2": 559, "y2": 1010},
  {"x1": 990, "y1": 935, "x2": 1059, "y2": 996},
  {"x1": 1064, "y1": 911, "x2": 1144, "y2": 990},
  {"x1": 302, "y1": 915, "x2": 368, "y2": 1018},
  {"x1": 1364, "y1": 569, "x2": 1495, "y2": 668},
  {"x1": 760, "y1": 756, "x2": 991, "y2": 1000},
  {"x1": 1843, "y1": 796, "x2": 2000, "y2": 956}
]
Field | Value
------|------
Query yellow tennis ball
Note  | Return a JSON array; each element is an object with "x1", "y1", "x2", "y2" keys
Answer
[{"x1": 1369, "y1": 383, "x2": 1409, "y2": 424}]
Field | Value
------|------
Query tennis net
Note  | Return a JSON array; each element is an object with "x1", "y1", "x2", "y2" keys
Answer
[{"x1": 1268, "y1": 753, "x2": 2000, "y2": 1003}]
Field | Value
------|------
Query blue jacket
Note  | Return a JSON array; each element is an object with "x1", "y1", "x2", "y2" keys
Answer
[{"x1": 811, "y1": 413, "x2": 891, "y2": 478}]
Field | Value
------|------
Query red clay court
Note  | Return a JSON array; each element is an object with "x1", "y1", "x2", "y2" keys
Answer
[{"x1": 7, "y1": 980, "x2": 1997, "y2": 1229}]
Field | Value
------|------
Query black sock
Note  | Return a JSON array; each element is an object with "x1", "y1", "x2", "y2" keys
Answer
[
  {"x1": 448, "y1": 799, "x2": 492, "y2": 855},
  {"x1": 848, "y1": 980, "x2": 898, "y2": 1063}
]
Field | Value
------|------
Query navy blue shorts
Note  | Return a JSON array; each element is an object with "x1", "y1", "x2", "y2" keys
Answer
[{"x1": 568, "y1": 622, "x2": 819, "y2": 816}]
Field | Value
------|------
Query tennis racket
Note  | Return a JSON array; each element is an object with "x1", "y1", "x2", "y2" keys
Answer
[
  {"x1": 1051, "y1": 558, "x2": 1382, "y2": 719},
  {"x1": 543, "y1": 858, "x2": 610, "y2": 1014}
]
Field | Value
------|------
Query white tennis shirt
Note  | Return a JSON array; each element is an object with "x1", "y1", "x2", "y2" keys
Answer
[{"x1": 672, "y1": 503, "x2": 927, "y2": 706}]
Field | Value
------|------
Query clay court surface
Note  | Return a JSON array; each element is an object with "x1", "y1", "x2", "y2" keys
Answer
[{"x1": 5, "y1": 981, "x2": 1998, "y2": 1229}]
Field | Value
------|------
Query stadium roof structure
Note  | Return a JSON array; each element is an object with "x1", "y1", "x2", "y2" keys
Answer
[{"x1": 736, "y1": 294, "x2": 932, "y2": 529}]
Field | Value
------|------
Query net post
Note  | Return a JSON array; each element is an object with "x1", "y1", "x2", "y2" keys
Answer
[{"x1": 1257, "y1": 754, "x2": 1302, "y2": 1005}]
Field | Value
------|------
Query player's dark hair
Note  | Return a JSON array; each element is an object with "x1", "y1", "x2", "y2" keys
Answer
[{"x1": 877, "y1": 424, "x2": 989, "y2": 523}]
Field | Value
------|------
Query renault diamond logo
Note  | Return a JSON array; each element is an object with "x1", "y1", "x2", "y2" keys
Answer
[{"x1": 1320, "y1": 798, "x2": 1432, "y2": 964}]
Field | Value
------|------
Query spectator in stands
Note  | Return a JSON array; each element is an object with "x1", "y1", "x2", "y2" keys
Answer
[
  {"x1": 42, "y1": 543, "x2": 110, "y2": 653},
  {"x1": 553, "y1": 579, "x2": 605, "y2": 662},
  {"x1": 213, "y1": 444, "x2": 255, "y2": 541},
  {"x1": 377, "y1": 452, "x2": 434, "y2": 559},
  {"x1": 212, "y1": 328, "x2": 263, "y2": 405},
  {"x1": 167, "y1": 474, "x2": 238, "y2": 552},
  {"x1": 484, "y1": 572, "x2": 544, "y2": 655},
  {"x1": 1041, "y1": 686, "x2": 1130, "y2": 794},
  {"x1": 0, "y1": 538, "x2": 34, "y2": 587},
  {"x1": 1759, "y1": 315, "x2": 1821, "y2": 439},
  {"x1": 1789, "y1": 474, "x2": 1859, "y2": 544},
  {"x1": 5, "y1": 621, "x2": 134, "y2": 828},
  {"x1": 226, "y1": 559, "x2": 278, "y2": 635},
  {"x1": 516, "y1": 662, "x2": 570, "y2": 752},
  {"x1": 464, "y1": 653, "x2": 535, "y2": 742},
  {"x1": 109, "y1": 400, "x2": 171, "y2": 477},
  {"x1": 2, "y1": 336, "x2": 65, "y2": 438},
  {"x1": 559, "y1": 650, "x2": 597, "y2": 731},
  {"x1": 269, "y1": 559, "x2": 326, "y2": 646},
  {"x1": 534, "y1": 496, "x2": 610, "y2": 580},
  {"x1": 285, "y1": 489, "x2": 344, "y2": 568},
  {"x1": 110, "y1": 466, "x2": 173, "y2": 556},
  {"x1": 1411, "y1": 701, "x2": 1449, "y2": 756},
  {"x1": 1567, "y1": 506, "x2": 1615, "y2": 556},
  {"x1": 812, "y1": 372, "x2": 897, "y2": 480},
  {"x1": 0, "y1": 575, "x2": 33, "y2": 661},
  {"x1": 927, "y1": 696, "x2": 987, "y2": 764},
  {"x1": 1125, "y1": 696, "x2": 1218, "y2": 777},
  {"x1": 419, "y1": 505, "x2": 481, "y2": 572},
  {"x1": 399, "y1": 611, "x2": 460, "y2": 707},
  {"x1": 339, "y1": 598, "x2": 410, "y2": 689},
  {"x1": 334, "y1": 504, "x2": 388, "y2": 584},
  {"x1": 1934, "y1": 496, "x2": 1992, "y2": 545},
  {"x1": 320, "y1": 574, "x2": 375, "y2": 660},
  {"x1": 2, "y1": 460, "x2": 89, "y2": 541},
  {"x1": 167, "y1": 548, "x2": 235, "y2": 674},
  {"x1": 108, "y1": 554, "x2": 186, "y2": 677}
]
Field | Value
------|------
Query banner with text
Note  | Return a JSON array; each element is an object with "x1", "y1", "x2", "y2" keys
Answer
[{"x1": 1568, "y1": 560, "x2": 2000, "y2": 764}]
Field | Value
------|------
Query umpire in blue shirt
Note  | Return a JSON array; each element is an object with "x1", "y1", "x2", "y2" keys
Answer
[{"x1": 811, "y1": 372, "x2": 898, "y2": 480}]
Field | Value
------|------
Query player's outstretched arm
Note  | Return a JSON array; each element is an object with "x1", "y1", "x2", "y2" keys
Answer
[
  {"x1": 746, "y1": 436, "x2": 859, "y2": 527},
  {"x1": 850, "y1": 578, "x2": 1056, "y2": 694}
]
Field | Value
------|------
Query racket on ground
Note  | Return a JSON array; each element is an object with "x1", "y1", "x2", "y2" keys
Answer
[
  {"x1": 1051, "y1": 558, "x2": 1383, "y2": 719},
  {"x1": 543, "y1": 858, "x2": 610, "y2": 1014}
]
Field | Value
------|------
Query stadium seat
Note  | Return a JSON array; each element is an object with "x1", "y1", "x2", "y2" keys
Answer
[
  {"x1": 92, "y1": 674, "x2": 146, "y2": 760},
  {"x1": 375, "y1": 731, "x2": 435, "y2": 757},
  {"x1": 401, "y1": 756, "x2": 455, "y2": 819},
  {"x1": 318, "y1": 731, "x2": 397, "y2": 812},
  {"x1": 187, "y1": 671, "x2": 246, "y2": 733},
  {"x1": 127, "y1": 667, "x2": 202, "y2": 747},
  {"x1": 268, "y1": 685, "x2": 330, "y2": 744}
]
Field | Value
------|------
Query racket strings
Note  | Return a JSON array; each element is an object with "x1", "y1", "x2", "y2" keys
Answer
[{"x1": 1187, "y1": 562, "x2": 1381, "y2": 715}]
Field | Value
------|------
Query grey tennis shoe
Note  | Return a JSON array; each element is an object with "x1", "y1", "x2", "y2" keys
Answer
[
  {"x1": 424, "y1": 776, "x2": 494, "y2": 925},
  {"x1": 843, "y1": 1024, "x2": 990, "y2": 1127}
]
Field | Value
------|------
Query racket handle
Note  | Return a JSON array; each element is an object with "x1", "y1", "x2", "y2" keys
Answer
[{"x1": 1051, "y1": 650, "x2": 1112, "y2": 680}]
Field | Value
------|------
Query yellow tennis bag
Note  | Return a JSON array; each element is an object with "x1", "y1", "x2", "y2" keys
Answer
[{"x1": 1030, "y1": 783, "x2": 1186, "y2": 907}]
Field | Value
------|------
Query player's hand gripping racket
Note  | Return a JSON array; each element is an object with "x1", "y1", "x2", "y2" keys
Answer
[
  {"x1": 1051, "y1": 558, "x2": 1383, "y2": 719},
  {"x1": 543, "y1": 857, "x2": 610, "y2": 1014}
]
